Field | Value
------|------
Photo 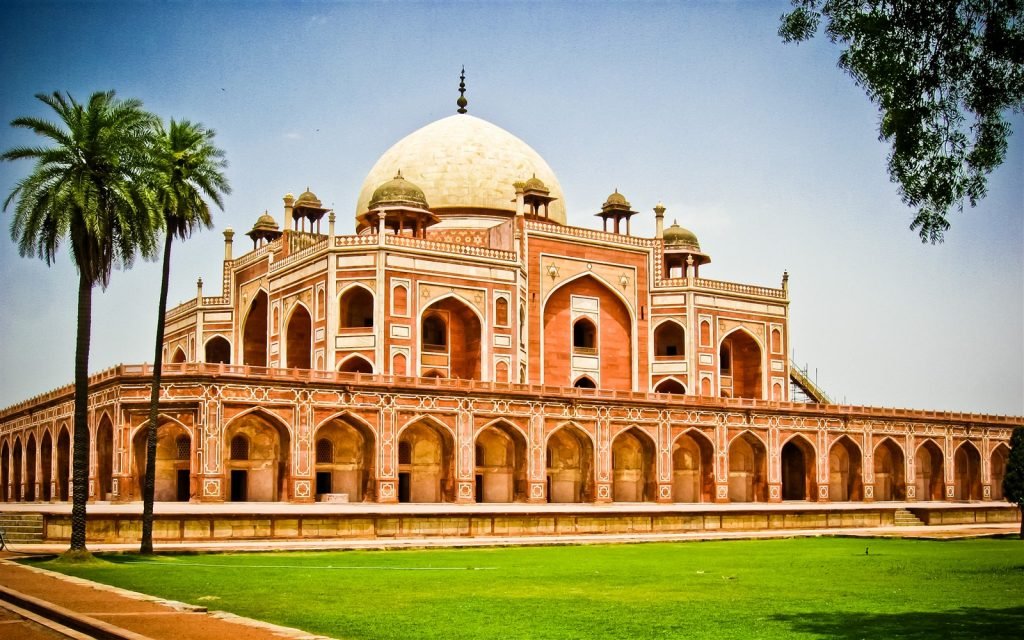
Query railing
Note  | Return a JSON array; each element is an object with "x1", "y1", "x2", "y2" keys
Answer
[
  {"x1": 270, "y1": 237, "x2": 329, "y2": 273},
  {"x1": 693, "y1": 278, "x2": 786, "y2": 299},
  {"x1": 2, "y1": 362, "x2": 1020, "y2": 427},
  {"x1": 573, "y1": 346, "x2": 598, "y2": 356},
  {"x1": 231, "y1": 241, "x2": 278, "y2": 269},
  {"x1": 384, "y1": 234, "x2": 518, "y2": 261},
  {"x1": 525, "y1": 220, "x2": 655, "y2": 249},
  {"x1": 335, "y1": 234, "x2": 379, "y2": 248}
]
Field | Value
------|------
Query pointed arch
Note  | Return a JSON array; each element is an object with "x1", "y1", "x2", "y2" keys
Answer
[
  {"x1": 954, "y1": 440, "x2": 982, "y2": 500},
  {"x1": 313, "y1": 412, "x2": 376, "y2": 502},
  {"x1": 611, "y1": 426, "x2": 657, "y2": 502},
  {"x1": 339, "y1": 283, "x2": 375, "y2": 329},
  {"x1": 131, "y1": 415, "x2": 192, "y2": 502},
  {"x1": 719, "y1": 327, "x2": 763, "y2": 400},
  {"x1": 728, "y1": 430, "x2": 768, "y2": 502},
  {"x1": 829, "y1": 435, "x2": 864, "y2": 501},
  {"x1": 223, "y1": 408, "x2": 292, "y2": 502},
  {"x1": 0, "y1": 439, "x2": 9, "y2": 502},
  {"x1": 171, "y1": 347, "x2": 187, "y2": 364},
  {"x1": 672, "y1": 428, "x2": 715, "y2": 503},
  {"x1": 654, "y1": 377, "x2": 686, "y2": 394},
  {"x1": 573, "y1": 375, "x2": 597, "y2": 389},
  {"x1": 338, "y1": 354, "x2": 374, "y2": 374},
  {"x1": 545, "y1": 422, "x2": 595, "y2": 503},
  {"x1": 475, "y1": 419, "x2": 528, "y2": 502},
  {"x1": 653, "y1": 318, "x2": 685, "y2": 358},
  {"x1": 396, "y1": 415, "x2": 456, "y2": 503},
  {"x1": 781, "y1": 433, "x2": 817, "y2": 501},
  {"x1": 284, "y1": 301, "x2": 312, "y2": 369},
  {"x1": 873, "y1": 437, "x2": 906, "y2": 501},
  {"x1": 56, "y1": 424, "x2": 70, "y2": 501},
  {"x1": 204, "y1": 335, "x2": 231, "y2": 364},
  {"x1": 242, "y1": 289, "x2": 269, "y2": 367},
  {"x1": 419, "y1": 294, "x2": 483, "y2": 380},
  {"x1": 94, "y1": 414, "x2": 114, "y2": 501},
  {"x1": 25, "y1": 433, "x2": 37, "y2": 501},
  {"x1": 915, "y1": 438, "x2": 945, "y2": 501},
  {"x1": 991, "y1": 443, "x2": 1010, "y2": 501},
  {"x1": 11, "y1": 437, "x2": 22, "y2": 501}
]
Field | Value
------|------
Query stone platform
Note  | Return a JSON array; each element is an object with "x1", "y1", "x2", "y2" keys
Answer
[{"x1": 1, "y1": 501, "x2": 1018, "y2": 545}]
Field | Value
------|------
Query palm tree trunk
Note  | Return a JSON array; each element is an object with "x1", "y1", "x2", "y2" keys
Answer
[
  {"x1": 70, "y1": 271, "x2": 92, "y2": 552},
  {"x1": 141, "y1": 231, "x2": 174, "y2": 554}
]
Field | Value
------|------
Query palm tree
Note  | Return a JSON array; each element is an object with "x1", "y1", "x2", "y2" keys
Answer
[
  {"x1": 2, "y1": 91, "x2": 159, "y2": 556},
  {"x1": 140, "y1": 120, "x2": 230, "y2": 553}
]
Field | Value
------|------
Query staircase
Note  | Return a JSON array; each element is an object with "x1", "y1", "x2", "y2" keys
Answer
[
  {"x1": 789, "y1": 361, "x2": 832, "y2": 404},
  {"x1": 894, "y1": 508, "x2": 925, "y2": 527},
  {"x1": 0, "y1": 513, "x2": 44, "y2": 545}
]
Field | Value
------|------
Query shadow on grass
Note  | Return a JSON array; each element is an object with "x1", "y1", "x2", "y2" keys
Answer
[{"x1": 772, "y1": 606, "x2": 1024, "y2": 639}]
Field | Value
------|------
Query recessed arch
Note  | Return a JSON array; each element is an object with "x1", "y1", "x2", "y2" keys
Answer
[
  {"x1": 56, "y1": 425, "x2": 70, "y2": 501},
  {"x1": 419, "y1": 294, "x2": 483, "y2": 380},
  {"x1": 573, "y1": 375, "x2": 597, "y2": 389},
  {"x1": 545, "y1": 422, "x2": 595, "y2": 503},
  {"x1": 991, "y1": 443, "x2": 1010, "y2": 501},
  {"x1": 728, "y1": 430, "x2": 768, "y2": 502},
  {"x1": 11, "y1": 437, "x2": 22, "y2": 501},
  {"x1": 829, "y1": 435, "x2": 863, "y2": 501},
  {"x1": 132, "y1": 416, "x2": 192, "y2": 502},
  {"x1": 672, "y1": 428, "x2": 715, "y2": 503},
  {"x1": 654, "y1": 377, "x2": 686, "y2": 395},
  {"x1": 40, "y1": 429, "x2": 53, "y2": 502},
  {"x1": 25, "y1": 433, "x2": 37, "y2": 501},
  {"x1": 873, "y1": 438, "x2": 906, "y2": 501},
  {"x1": 339, "y1": 283, "x2": 375, "y2": 329},
  {"x1": 204, "y1": 335, "x2": 231, "y2": 364},
  {"x1": 572, "y1": 317, "x2": 597, "y2": 351},
  {"x1": 610, "y1": 427, "x2": 657, "y2": 502},
  {"x1": 242, "y1": 289, "x2": 269, "y2": 367},
  {"x1": 171, "y1": 347, "x2": 187, "y2": 364},
  {"x1": 653, "y1": 319, "x2": 685, "y2": 358},
  {"x1": 313, "y1": 413, "x2": 376, "y2": 501},
  {"x1": 915, "y1": 438, "x2": 945, "y2": 501},
  {"x1": 284, "y1": 302, "x2": 312, "y2": 369},
  {"x1": 475, "y1": 419, "x2": 528, "y2": 503},
  {"x1": 94, "y1": 414, "x2": 114, "y2": 501},
  {"x1": 223, "y1": 408, "x2": 292, "y2": 502},
  {"x1": 781, "y1": 434, "x2": 817, "y2": 501},
  {"x1": 396, "y1": 416, "x2": 455, "y2": 503},
  {"x1": 719, "y1": 327, "x2": 763, "y2": 399},
  {"x1": 953, "y1": 440, "x2": 982, "y2": 500},
  {"x1": 338, "y1": 354, "x2": 374, "y2": 374},
  {"x1": 0, "y1": 440, "x2": 8, "y2": 502}
]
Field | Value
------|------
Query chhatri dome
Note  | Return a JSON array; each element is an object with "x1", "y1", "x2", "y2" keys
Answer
[{"x1": 356, "y1": 115, "x2": 566, "y2": 225}]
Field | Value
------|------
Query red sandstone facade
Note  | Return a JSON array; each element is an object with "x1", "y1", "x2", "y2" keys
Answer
[{"x1": 0, "y1": 112, "x2": 1018, "y2": 508}]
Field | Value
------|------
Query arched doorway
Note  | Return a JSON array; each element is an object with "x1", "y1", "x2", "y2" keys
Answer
[
  {"x1": 95, "y1": 416, "x2": 114, "y2": 501},
  {"x1": 954, "y1": 442, "x2": 982, "y2": 500},
  {"x1": 40, "y1": 431, "x2": 52, "y2": 502},
  {"x1": 1, "y1": 441, "x2": 9, "y2": 502},
  {"x1": 12, "y1": 439, "x2": 22, "y2": 501},
  {"x1": 719, "y1": 329, "x2": 762, "y2": 399},
  {"x1": 654, "y1": 321, "x2": 685, "y2": 358},
  {"x1": 546, "y1": 425, "x2": 594, "y2": 503},
  {"x1": 205, "y1": 336, "x2": 231, "y2": 364},
  {"x1": 339, "y1": 286, "x2": 374, "y2": 329},
  {"x1": 874, "y1": 439, "x2": 906, "y2": 500},
  {"x1": 285, "y1": 304, "x2": 312, "y2": 369},
  {"x1": 475, "y1": 422, "x2": 527, "y2": 503},
  {"x1": 132, "y1": 421, "x2": 192, "y2": 502},
  {"x1": 225, "y1": 412, "x2": 291, "y2": 502},
  {"x1": 654, "y1": 378, "x2": 686, "y2": 394},
  {"x1": 56, "y1": 427, "x2": 70, "y2": 501},
  {"x1": 420, "y1": 297, "x2": 482, "y2": 380},
  {"x1": 611, "y1": 428, "x2": 656, "y2": 502},
  {"x1": 915, "y1": 440, "x2": 944, "y2": 501},
  {"x1": 242, "y1": 290, "x2": 268, "y2": 367},
  {"x1": 573, "y1": 376, "x2": 596, "y2": 389},
  {"x1": 829, "y1": 436, "x2": 863, "y2": 501},
  {"x1": 543, "y1": 275, "x2": 633, "y2": 390},
  {"x1": 171, "y1": 348, "x2": 187, "y2": 364},
  {"x1": 397, "y1": 420, "x2": 454, "y2": 503},
  {"x1": 781, "y1": 436, "x2": 817, "y2": 501},
  {"x1": 338, "y1": 355, "x2": 373, "y2": 374},
  {"x1": 25, "y1": 434, "x2": 37, "y2": 501},
  {"x1": 991, "y1": 444, "x2": 1009, "y2": 501},
  {"x1": 728, "y1": 432, "x2": 767, "y2": 502},
  {"x1": 672, "y1": 431, "x2": 714, "y2": 503},
  {"x1": 313, "y1": 416, "x2": 375, "y2": 502}
]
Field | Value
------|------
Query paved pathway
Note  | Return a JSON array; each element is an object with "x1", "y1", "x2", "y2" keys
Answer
[{"x1": 0, "y1": 522, "x2": 1017, "y2": 640}]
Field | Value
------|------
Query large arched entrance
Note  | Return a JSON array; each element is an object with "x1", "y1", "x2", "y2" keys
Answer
[
  {"x1": 914, "y1": 440, "x2": 944, "y2": 501},
  {"x1": 285, "y1": 304, "x2": 312, "y2": 369},
  {"x1": 546, "y1": 425, "x2": 594, "y2": 503},
  {"x1": 728, "y1": 432, "x2": 767, "y2": 502},
  {"x1": 420, "y1": 297, "x2": 482, "y2": 380},
  {"x1": 1, "y1": 441, "x2": 9, "y2": 502},
  {"x1": 132, "y1": 421, "x2": 192, "y2": 502},
  {"x1": 781, "y1": 435, "x2": 817, "y2": 501},
  {"x1": 991, "y1": 444, "x2": 1009, "y2": 501},
  {"x1": 205, "y1": 336, "x2": 231, "y2": 364},
  {"x1": 25, "y1": 434, "x2": 37, "y2": 501},
  {"x1": 40, "y1": 431, "x2": 52, "y2": 502},
  {"x1": 95, "y1": 416, "x2": 114, "y2": 501},
  {"x1": 242, "y1": 290, "x2": 268, "y2": 367},
  {"x1": 672, "y1": 431, "x2": 714, "y2": 503},
  {"x1": 873, "y1": 438, "x2": 906, "y2": 501},
  {"x1": 719, "y1": 329, "x2": 762, "y2": 399},
  {"x1": 56, "y1": 427, "x2": 70, "y2": 501},
  {"x1": 474, "y1": 422, "x2": 527, "y2": 503},
  {"x1": 828, "y1": 436, "x2": 863, "y2": 501},
  {"x1": 954, "y1": 442, "x2": 982, "y2": 500},
  {"x1": 397, "y1": 419, "x2": 455, "y2": 503},
  {"x1": 611, "y1": 428, "x2": 656, "y2": 502},
  {"x1": 543, "y1": 275, "x2": 633, "y2": 390},
  {"x1": 313, "y1": 415, "x2": 375, "y2": 502},
  {"x1": 224, "y1": 412, "x2": 291, "y2": 502}
]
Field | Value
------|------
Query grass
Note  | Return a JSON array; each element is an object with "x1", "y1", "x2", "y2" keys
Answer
[{"x1": 31, "y1": 537, "x2": 1024, "y2": 639}]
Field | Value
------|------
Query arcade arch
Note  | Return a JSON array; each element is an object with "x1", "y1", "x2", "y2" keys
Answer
[
  {"x1": 719, "y1": 329, "x2": 762, "y2": 399},
  {"x1": 474, "y1": 421, "x2": 527, "y2": 503},
  {"x1": 828, "y1": 436, "x2": 863, "y2": 501},
  {"x1": 285, "y1": 304, "x2": 312, "y2": 369},
  {"x1": 873, "y1": 438, "x2": 906, "y2": 501},
  {"x1": 313, "y1": 415, "x2": 375, "y2": 502},
  {"x1": 991, "y1": 444, "x2": 1009, "y2": 501},
  {"x1": 420, "y1": 297, "x2": 482, "y2": 380},
  {"x1": 915, "y1": 439, "x2": 945, "y2": 501},
  {"x1": 40, "y1": 431, "x2": 53, "y2": 501},
  {"x1": 25, "y1": 434, "x2": 37, "y2": 501},
  {"x1": 132, "y1": 419, "x2": 192, "y2": 502},
  {"x1": 781, "y1": 435, "x2": 817, "y2": 501},
  {"x1": 1, "y1": 441, "x2": 8, "y2": 502},
  {"x1": 728, "y1": 431, "x2": 767, "y2": 502},
  {"x1": 954, "y1": 441, "x2": 982, "y2": 500},
  {"x1": 546, "y1": 424, "x2": 594, "y2": 503},
  {"x1": 611, "y1": 428, "x2": 656, "y2": 502},
  {"x1": 397, "y1": 418, "x2": 455, "y2": 503},
  {"x1": 242, "y1": 290, "x2": 269, "y2": 367},
  {"x1": 56, "y1": 426, "x2": 70, "y2": 501},
  {"x1": 224, "y1": 411, "x2": 291, "y2": 502},
  {"x1": 12, "y1": 438, "x2": 22, "y2": 501},
  {"x1": 672, "y1": 430, "x2": 714, "y2": 503},
  {"x1": 95, "y1": 415, "x2": 114, "y2": 501}
]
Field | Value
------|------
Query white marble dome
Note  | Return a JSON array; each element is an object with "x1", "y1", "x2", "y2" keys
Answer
[{"x1": 356, "y1": 114, "x2": 566, "y2": 224}]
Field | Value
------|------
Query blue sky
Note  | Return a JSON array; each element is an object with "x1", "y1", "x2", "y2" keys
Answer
[{"x1": 0, "y1": 1, "x2": 1020, "y2": 415}]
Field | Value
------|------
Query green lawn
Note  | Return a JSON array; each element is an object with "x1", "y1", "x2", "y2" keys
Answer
[{"x1": 33, "y1": 537, "x2": 1024, "y2": 639}]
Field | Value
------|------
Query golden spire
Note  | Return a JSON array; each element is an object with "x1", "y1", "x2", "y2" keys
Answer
[{"x1": 457, "y1": 66, "x2": 468, "y2": 114}]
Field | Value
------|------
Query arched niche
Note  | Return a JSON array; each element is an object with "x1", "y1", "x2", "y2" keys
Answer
[
  {"x1": 132, "y1": 419, "x2": 192, "y2": 502},
  {"x1": 545, "y1": 425, "x2": 594, "y2": 503},
  {"x1": 915, "y1": 439, "x2": 945, "y2": 501},
  {"x1": 420, "y1": 297, "x2": 482, "y2": 380},
  {"x1": 95, "y1": 415, "x2": 114, "y2": 501},
  {"x1": 12, "y1": 438, "x2": 22, "y2": 501},
  {"x1": 285, "y1": 304, "x2": 312, "y2": 369},
  {"x1": 340, "y1": 286, "x2": 375, "y2": 329},
  {"x1": 40, "y1": 430, "x2": 52, "y2": 502},
  {"x1": 56, "y1": 426, "x2": 70, "y2": 501},
  {"x1": 873, "y1": 438, "x2": 906, "y2": 501},
  {"x1": 829, "y1": 436, "x2": 863, "y2": 501},
  {"x1": 474, "y1": 422, "x2": 527, "y2": 503},
  {"x1": 205, "y1": 336, "x2": 231, "y2": 364},
  {"x1": 954, "y1": 442, "x2": 982, "y2": 500},
  {"x1": 719, "y1": 329, "x2": 762, "y2": 399},
  {"x1": 314, "y1": 415, "x2": 375, "y2": 502},
  {"x1": 654, "y1": 320, "x2": 685, "y2": 358},
  {"x1": 991, "y1": 444, "x2": 1009, "y2": 501},
  {"x1": 654, "y1": 378, "x2": 686, "y2": 395},
  {"x1": 672, "y1": 430, "x2": 714, "y2": 503},
  {"x1": 573, "y1": 375, "x2": 596, "y2": 389},
  {"x1": 224, "y1": 411, "x2": 291, "y2": 502},
  {"x1": 397, "y1": 419, "x2": 455, "y2": 503},
  {"x1": 25, "y1": 433, "x2": 37, "y2": 501},
  {"x1": 781, "y1": 435, "x2": 817, "y2": 501},
  {"x1": 611, "y1": 428, "x2": 656, "y2": 502},
  {"x1": 728, "y1": 432, "x2": 768, "y2": 502},
  {"x1": 171, "y1": 347, "x2": 187, "y2": 364},
  {"x1": 1, "y1": 440, "x2": 9, "y2": 502},
  {"x1": 242, "y1": 290, "x2": 269, "y2": 367},
  {"x1": 338, "y1": 354, "x2": 373, "y2": 374}
]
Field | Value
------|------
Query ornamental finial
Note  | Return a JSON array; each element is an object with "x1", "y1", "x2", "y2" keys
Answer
[{"x1": 457, "y1": 66, "x2": 468, "y2": 114}]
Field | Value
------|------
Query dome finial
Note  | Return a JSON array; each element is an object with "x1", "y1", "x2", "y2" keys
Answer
[{"x1": 457, "y1": 66, "x2": 468, "y2": 114}]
